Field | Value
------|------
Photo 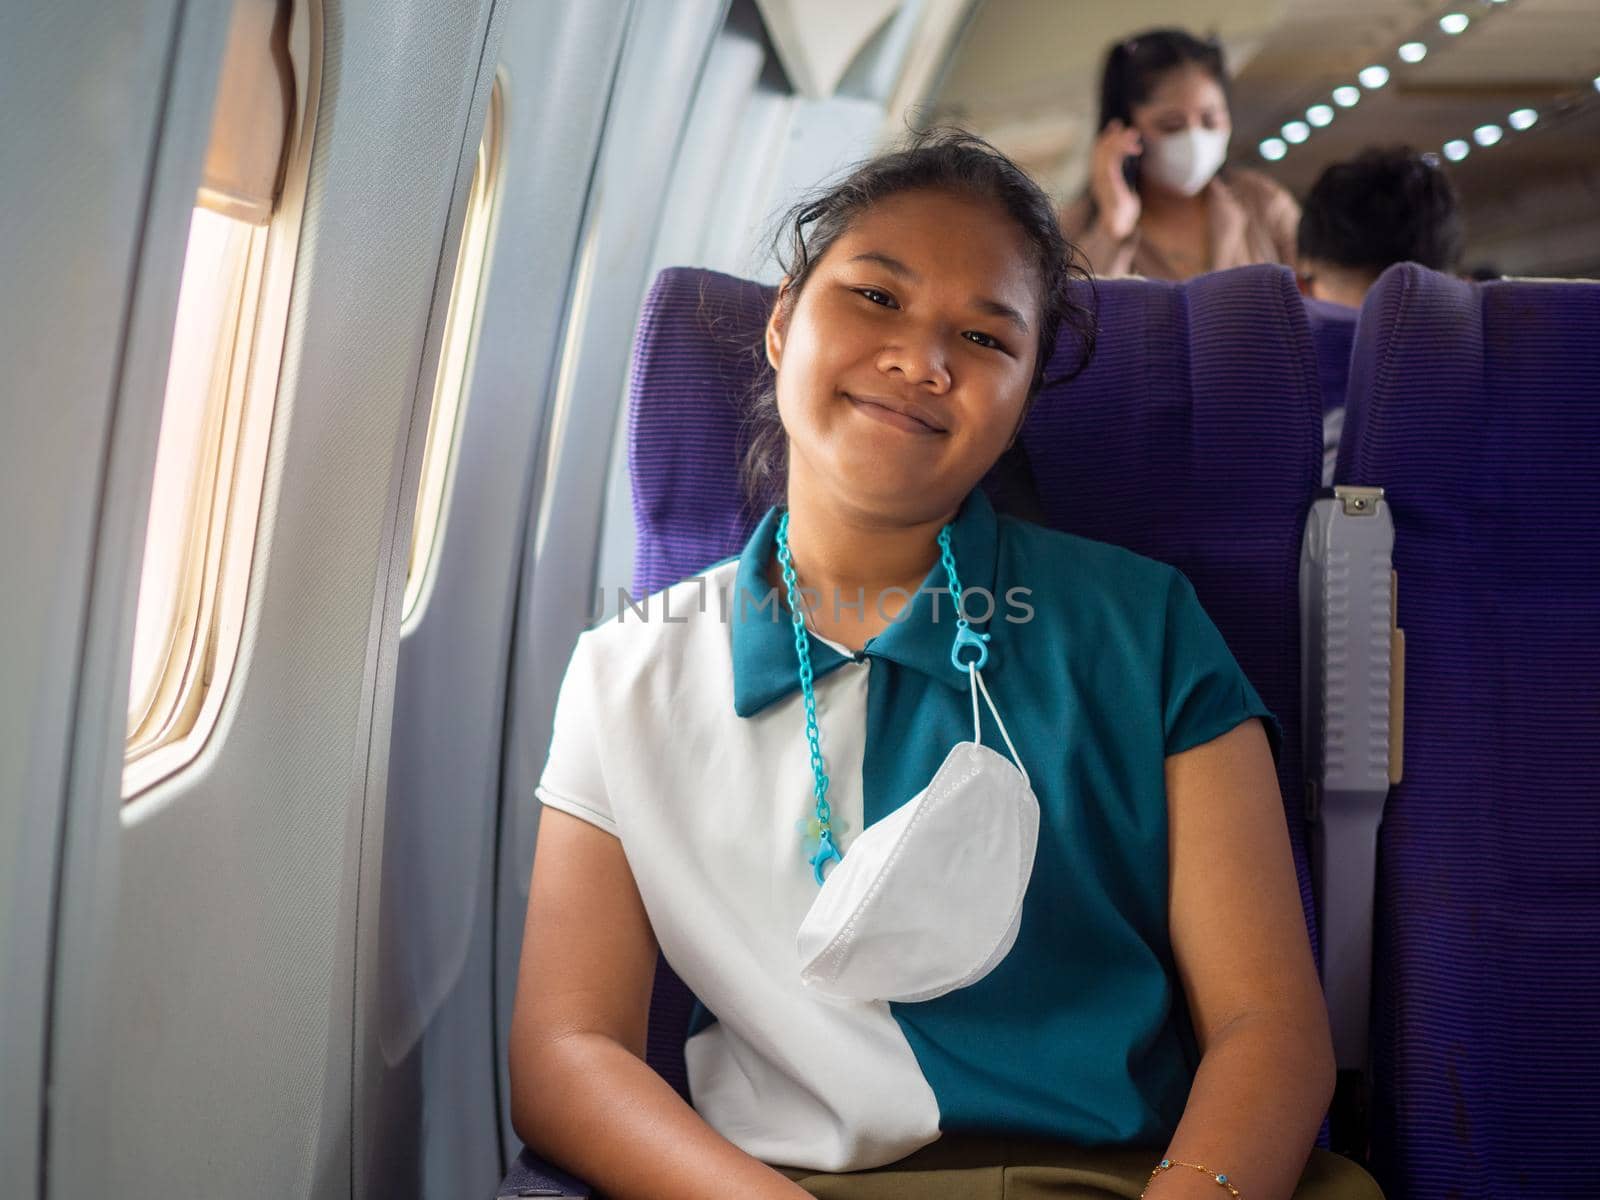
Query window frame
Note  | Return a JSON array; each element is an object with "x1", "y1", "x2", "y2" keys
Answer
[
  {"x1": 401, "y1": 74, "x2": 507, "y2": 630},
  {"x1": 122, "y1": 0, "x2": 322, "y2": 800}
]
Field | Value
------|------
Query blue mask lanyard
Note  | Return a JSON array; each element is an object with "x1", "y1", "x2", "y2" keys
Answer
[{"x1": 775, "y1": 511, "x2": 991, "y2": 885}]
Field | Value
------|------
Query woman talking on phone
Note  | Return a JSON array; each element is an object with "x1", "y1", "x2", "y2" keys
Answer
[{"x1": 1061, "y1": 30, "x2": 1300, "y2": 281}]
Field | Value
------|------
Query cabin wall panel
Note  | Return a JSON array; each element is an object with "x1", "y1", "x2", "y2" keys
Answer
[
  {"x1": 41, "y1": 0, "x2": 499, "y2": 1196},
  {"x1": 377, "y1": 1, "x2": 636, "y2": 1193},
  {"x1": 495, "y1": 0, "x2": 731, "y2": 1156},
  {"x1": 0, "y1": 0, "x2": 215, "y2": 1193}
]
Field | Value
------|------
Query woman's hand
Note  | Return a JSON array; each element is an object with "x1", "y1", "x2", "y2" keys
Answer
[{"x1": 1090, "y1": 120, "x2": 1143, "y2": 241}]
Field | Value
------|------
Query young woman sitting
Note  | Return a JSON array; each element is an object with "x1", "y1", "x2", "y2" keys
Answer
[{"x1": 510, "y1": 131, "x2": 1380, "y2": 1200}]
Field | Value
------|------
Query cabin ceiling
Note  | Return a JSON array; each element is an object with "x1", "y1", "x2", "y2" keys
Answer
[{"x1": 930, "y1": 0, "x2": 1600, "y2": 274}]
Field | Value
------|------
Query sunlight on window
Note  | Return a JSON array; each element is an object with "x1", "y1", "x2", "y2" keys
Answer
[
  {"x1": 123, "y1": 0, "x2": 317, "y2": 799},
  {"x1": 126, "y1": 209, "x2": 258, "y2": 751},
  {"x1": 402, "y1": 79, "x2": 504, "y2": 625}
]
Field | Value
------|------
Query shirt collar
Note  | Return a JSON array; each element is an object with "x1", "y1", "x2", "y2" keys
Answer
[{"x1": 730, "y1": 489, "x2": 1003, "y2": 718}]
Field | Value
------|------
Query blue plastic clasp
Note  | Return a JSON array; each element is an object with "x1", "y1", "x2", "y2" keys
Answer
[
  {"x1": 950, "y1": 622, "x2": 991, "y2": 671},
  {"x1": 810, "y1": 829, "x2": 842, "y2": 885}
]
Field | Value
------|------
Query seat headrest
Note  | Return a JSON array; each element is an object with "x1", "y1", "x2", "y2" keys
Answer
[
  {"x1": 628, "y1": 267, "x2": 775, "y2": 596},
  {"x1": 1340, "y1": 262, "x2": 1600, "y2": 520}
]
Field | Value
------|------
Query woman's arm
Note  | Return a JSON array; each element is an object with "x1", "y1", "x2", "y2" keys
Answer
[
  {"x1": 509, "y1": 808, "x2": 811, "y2": 1200},
  {"x1": 1153, "y1": 719, "x2": 1336, "y2": 1200}
]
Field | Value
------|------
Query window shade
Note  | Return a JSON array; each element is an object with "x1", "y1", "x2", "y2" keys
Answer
[{"x1": 197, "y1": 0, "x2": 294, "y2": 224}]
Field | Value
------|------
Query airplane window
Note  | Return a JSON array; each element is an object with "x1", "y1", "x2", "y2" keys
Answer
[
  {"x1": 125, "y1": 209, "x2": 264, "y2": 764},
  {"x1": 402, "y1": 77, "x2": 504, "y2": 626},
  {"x1": 123, "y1": 0, "x2": 314, "y2": 798}
]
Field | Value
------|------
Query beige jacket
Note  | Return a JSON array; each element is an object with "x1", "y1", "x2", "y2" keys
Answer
[{"x1": 1060, "y1": 167, "x2": 1300, "y2": 281}]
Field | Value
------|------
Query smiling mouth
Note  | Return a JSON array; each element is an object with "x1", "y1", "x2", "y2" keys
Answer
[{"x1": 844, "y1": 393, "x2": 948, "y2": 435}]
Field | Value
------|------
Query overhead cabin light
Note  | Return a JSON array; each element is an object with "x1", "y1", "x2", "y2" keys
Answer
[
  {"x1": 1259, "y1": 137, "x2": 1288, "y2": 161},
  {"x1": 1333, "y1": 85, "x2": 1362, "y2": 107},
  {"x1": 1359, "y1": 65, "x2": 1391, "y2": 89},
  {"x1": 1594, "y1": 75, "x2": 1600, "y2": 92},
  {"x1": 1443, "y1": 139, "x2": 1470, "y2": 162},
  {"x1": 1398, "y1": 42, "x2": 1428, "y2": 63},
  {"x1": 1474, "y1": 123, "x2": 1503, "y2": 146},
  {"x1": 1509, "y1": 108, "x2": 1538, "y2": 131},
  {"x1": 1307, "y1": 104, "x2": 1335, "y2": 127},
  {"x1": 1439, "y1": 13, "x2": 1470, "y2": 34},
  {"x1": 1282, "y1": 121, "x2": 1311, "y2": 144}
]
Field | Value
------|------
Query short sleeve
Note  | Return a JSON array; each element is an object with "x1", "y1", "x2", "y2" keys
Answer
[
  {"x1": 1161, "y1": 571, "x2": 1282, "y2": 760},
  {"x1": 535, "y1": 634, "x2": 618, "y2": 836}
]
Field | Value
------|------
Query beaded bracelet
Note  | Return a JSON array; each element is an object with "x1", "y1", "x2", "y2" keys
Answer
[{"x1": 1139, "y1": 1158, "x2": 1242, "y2": 1198}]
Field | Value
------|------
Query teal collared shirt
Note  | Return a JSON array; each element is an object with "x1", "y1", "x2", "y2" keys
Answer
[
  {"x1": 730, "y1": 491, "x2": 1007, "y2": 717},
  {"x1": 725, "y1": 489, "x2": 1278, "y2": 1146}
]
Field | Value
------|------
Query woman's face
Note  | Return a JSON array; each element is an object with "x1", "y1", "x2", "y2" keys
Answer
[
  {"x1": 1129, "y1": 63, "x2": 1231, "y2": 143},
  {"x1": 765, "y1": 188, "x2": 1041, "y2": 526}
]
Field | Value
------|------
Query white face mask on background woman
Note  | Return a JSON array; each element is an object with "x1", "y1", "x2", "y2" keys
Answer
[{"x1": 1143, "y1": 127, "x2": 1230, "y2": 196}]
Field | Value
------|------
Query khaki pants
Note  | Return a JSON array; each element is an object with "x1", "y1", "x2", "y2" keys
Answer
[{"x1": 775, "y1": 1136, "x2": 1383, "y2": 1199}]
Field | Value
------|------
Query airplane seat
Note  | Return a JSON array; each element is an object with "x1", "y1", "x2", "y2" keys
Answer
[
  {"x1": 1336, "y1": 263, "x2": 1600, "y2": 1200},
  {"x1": 497, "y1": 263, "x2": 1329, "y2": 1196},
  {"x1": 1022, "y1": 264, "x2": 1326, "y2": 955},
  {"x1": 628, "y1": 267, "x2": 776, "y2": 597}
]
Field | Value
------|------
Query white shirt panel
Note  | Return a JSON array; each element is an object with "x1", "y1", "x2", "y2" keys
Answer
[{"x1": 536, "y1": 561, "x2": 942, "y2": 1171}]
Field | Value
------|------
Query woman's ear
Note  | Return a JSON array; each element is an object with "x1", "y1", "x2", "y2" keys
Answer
[{"x1": 765, "y1": 277, "x2": 794, "y2": 371}]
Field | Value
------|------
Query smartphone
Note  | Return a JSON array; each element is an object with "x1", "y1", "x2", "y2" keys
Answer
[{"x1": 1122, "y1": 148, "x2": 1142, "y2": 190}]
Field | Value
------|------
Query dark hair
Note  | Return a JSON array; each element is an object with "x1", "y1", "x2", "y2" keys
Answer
[
  {"x1": 1097, "y1": 29, "x2": 1230, "y2": 133},
  {"x1": 1297, "y1": 146, "x2": 1464, "y2": 273},
  {"x1": 740, "y1": 128, "x2": 1096, "y2": 509}
]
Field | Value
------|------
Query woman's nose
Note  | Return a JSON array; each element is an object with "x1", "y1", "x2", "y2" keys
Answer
[{"x1": 876, "y1": 331, "x2": 951, "y2": 393}]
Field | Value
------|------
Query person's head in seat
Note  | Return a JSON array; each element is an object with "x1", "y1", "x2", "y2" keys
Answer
[
  {"x1": 1297, "y1": 146, "x2": 1464, "y2": 307},
  {"x1": 750, "y1": 129, "x2": 1094, "y2": 527}
]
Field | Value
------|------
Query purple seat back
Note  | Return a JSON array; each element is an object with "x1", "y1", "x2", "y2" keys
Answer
[
  {"x1": 1338, "y1": 263, "x2": 1600, "y2": 1199},
  {"x1": 625, "y1": 264, "x2": 1325, "y2": 1097},
  {"x1": 1021, "y1": 265, "x2": 1323, "y2": 952},
  {"x1": 1303, "y1": 296, "x2": 1358, "y2": 415},
  {"x1": 630, "y1": 269, "x2": 774, "y2": 597}
]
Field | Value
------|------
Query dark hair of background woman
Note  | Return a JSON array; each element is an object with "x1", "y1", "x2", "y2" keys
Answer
[
  {"x1": 738, "y1": 128, "x2": 1097, "y2": 515},
  {"x1": 1096, "y1": 29, "x2": 1230, "y2": 133}
]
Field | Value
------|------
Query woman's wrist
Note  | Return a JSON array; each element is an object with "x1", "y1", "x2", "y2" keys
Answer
[{"x1": 1141, "y1": 1157, "x2": 1243, "y2": 1198}]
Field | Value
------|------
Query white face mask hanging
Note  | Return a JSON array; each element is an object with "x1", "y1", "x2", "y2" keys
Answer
[
  {"x1": 796, "y1": 662, "x2": 1039, "y2": 1003},
  {"x1": 1143, "y1": 127, "x2": 1230, "y2": 197},
  {"x1": 774, "y1": 514, "x2": 1041, "y2": 1005}
]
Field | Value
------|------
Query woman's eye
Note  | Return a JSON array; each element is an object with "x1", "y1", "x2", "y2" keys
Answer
[
  {"x1": 963, "y1": 330, "x2": 1004, "y2": 351},
  {"x1": 855, "y1": 287, "x2": 898, "y2": 308}
]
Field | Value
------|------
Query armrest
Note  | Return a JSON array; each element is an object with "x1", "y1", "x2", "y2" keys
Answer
[
  {"x1": 495, "y1": 1145, "x2": 592, "y2": 1199},
  {"x1": 1300, "y1": 484, "x2": 1402, "y2": 1073},
  {"x1": 1300, "y1": 485, "x2": 1403, "y2": 1158}
]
